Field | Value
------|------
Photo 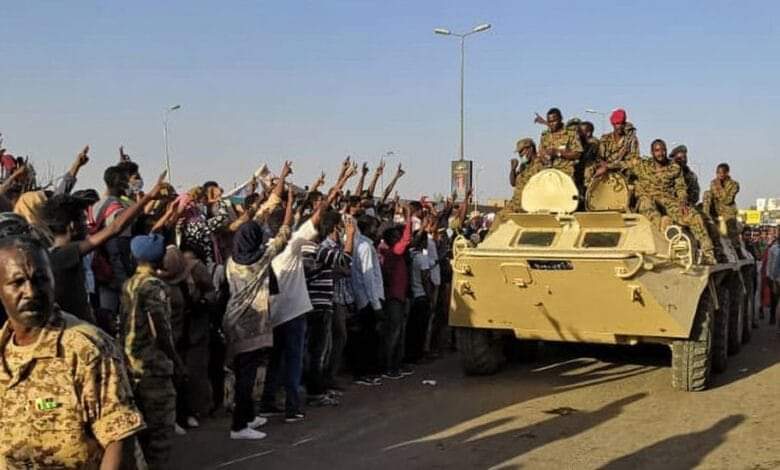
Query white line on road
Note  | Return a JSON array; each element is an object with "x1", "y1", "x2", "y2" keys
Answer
[{"x1": 215, "y1": 450, "x2": 274, "y2": 468}]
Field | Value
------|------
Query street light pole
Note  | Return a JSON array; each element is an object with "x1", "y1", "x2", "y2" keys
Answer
[
  {"x1": 435, "y1": 23, "x2": 491, "y2": 162},
  {"x1": 585, "y1": 108, "x2": 607, "y2": 135},
  {"x1": 164, "y1": 104, "x2": 181, "y2": 183}
]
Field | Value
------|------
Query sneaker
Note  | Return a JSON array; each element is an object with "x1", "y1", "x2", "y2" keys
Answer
[
  {"x1": 399, "y1": 366, "x2": 415, "y2": 377},
  {"x1": 258, "y1": 404, "x2": 285, "y2": 417},
  {"x1": 248, "y1": 416, "x2": 268, "y2": 429},
  {"x1": 381, "y1": 371, "x2": 403, "y2": 380},
  {"x1": 186, "y1": 416, "x2": 200, "y2": 428},
  {"x1": 284, "y1": 411, "x2": 305, "y2": 423},
  {"x1": 174, "y1": 424, "x2": 187, "y2": 436},
  {"x1": 307, "y1": 395, "x2": 340, "y2": 407},
  {"x1": 230, "y1": 427, "x2": 267, "y2": 440},
  {"x1": 367, "y1": 375, "x2": 383, "y2": 385},
  {"x1": 326, "y1": 389, "x2": 344, "y2": 398}
]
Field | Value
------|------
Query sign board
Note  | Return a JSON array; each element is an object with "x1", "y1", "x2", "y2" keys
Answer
[
  {"x1": 756, "y1": 198, "x2": 767, "y2": 211},
  {"x1": 740, "y1": 210, "x2": 762, "y2": 225},
  {"x1": 767, "y1": 198, "x2": 780, "y2": 211},
  {"x1": 451, "y1": 160, "x2": 473, "y2": 201}
]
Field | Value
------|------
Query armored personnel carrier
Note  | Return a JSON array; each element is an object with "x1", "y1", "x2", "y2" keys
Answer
[{"x1": 450, "y1": 169, "x2": 755, "y2": 391}]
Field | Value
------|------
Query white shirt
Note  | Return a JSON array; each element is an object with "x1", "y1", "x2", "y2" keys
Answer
[
  {"x1": 269, "y1": 219, "x2": 319, "y2": 327},
  {"x1": 426, "y1": 234, "x2": 441, "y2": 287},
  {"x1": 410, "y1": 249, "x2": 431, "y2": 299},
  {"x1": 351, "y1": 233, "x2": 384, "y2": 310}
]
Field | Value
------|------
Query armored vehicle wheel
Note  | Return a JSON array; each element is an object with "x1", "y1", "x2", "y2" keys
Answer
[
  {"x1": 671, "y1": 294, "x2": 714, "y2": 392},
  {"x1": 728, "y1": 279, "x2": 744, "y2": 355},
  {"x1": 712, "y1": 287, "x2": 730, "y2": 373},
  {"x1": 456, "y1": 327, "x2": 506, "y2": 375}
]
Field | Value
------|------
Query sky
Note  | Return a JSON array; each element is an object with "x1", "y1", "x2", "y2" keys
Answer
[{"x1": 1, "y1": 0, "x2": 778, "y2": 207}]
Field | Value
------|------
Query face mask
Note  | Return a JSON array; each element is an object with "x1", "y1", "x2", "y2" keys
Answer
[{"x1": 128, "y1": 178, "x2": 144, "y2": 195}]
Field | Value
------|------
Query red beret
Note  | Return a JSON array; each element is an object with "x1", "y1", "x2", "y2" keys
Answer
[{"x1": 610, "y1": 108, "x2": 627, "y2": 125}]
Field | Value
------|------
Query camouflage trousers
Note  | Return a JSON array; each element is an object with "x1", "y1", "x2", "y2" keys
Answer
[
  {"x1": 134, "y1": 376, "x2": 176, "y2": 470},
  {"x1": 702, "y1": 191, "x2": 742, "y2": 257},
  {"x1": 637, "y1": 195, "x2": 714, "y2": 252}
]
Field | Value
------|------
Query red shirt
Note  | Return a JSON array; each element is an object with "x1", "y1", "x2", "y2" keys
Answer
[{"x1": 379, "y1": 221, "x2": 412, "y2": 302}]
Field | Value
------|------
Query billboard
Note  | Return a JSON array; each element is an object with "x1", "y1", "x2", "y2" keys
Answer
[
  {"x1": 740, "y1": 210, "x2": 762, "y2": 225},
  {"x1": 451, "y1": 160, "x2": 473, "y2": 201},
  {"x1": 756, "y1": 198, "x2": 767, "y2": 211}
]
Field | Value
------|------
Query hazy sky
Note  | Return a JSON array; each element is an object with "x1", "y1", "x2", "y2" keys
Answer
[{"x1": 1, "y1": 0, "x2": 778, "y2": 207}]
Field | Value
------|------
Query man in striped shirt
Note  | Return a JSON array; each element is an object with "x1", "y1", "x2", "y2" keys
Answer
[{"x1": 302, "y1": 211, "x2": 355, "y2": 406}]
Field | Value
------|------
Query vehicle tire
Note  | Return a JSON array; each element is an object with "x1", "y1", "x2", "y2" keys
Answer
[
  {"x1": 671, "y1": 293, "x2": 713, "y2": 392},
  {"x1": 456, "y1": 327, "x2": 506, "y2": 375},
  {"x1": 727, "y1": 280, "x2": 744, "y2": 355},
  {"x1": 712, "y1": 286, "x2": 730, "y2": 373}
]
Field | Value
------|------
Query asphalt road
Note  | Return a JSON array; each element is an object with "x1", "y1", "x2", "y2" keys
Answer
[{"x1": 170, "y1": 322, "x2": 780, "y2": 470}]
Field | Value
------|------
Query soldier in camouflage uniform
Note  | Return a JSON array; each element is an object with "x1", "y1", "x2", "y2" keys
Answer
[
  {"x1": 0, "y1": 236, "x2": 145, "y2": 469},
  {"x1": 576, "y1": 121, "x2": 600, "y2": 190},
  {"x1": 672, "y1": 145, "x2": 727, "y2": 262},
  {"x1": 507, "y1": 138, "x2": 543, "y2": 212},
  {"x1": 596, "y1": 139, "x2": 717, "y2": 264},
  {"x1": 585, "y1": 109, "x2": 640, "y2": 186},
  {"x1": 120, "y1": 234, "x2": 185, "y2": 470},
  {"x1": 705, "y1": 163, "x2": 744, "y2": 258},
  {"x1": 538, "y1": 108, "x2": 583, "y2": 178}
]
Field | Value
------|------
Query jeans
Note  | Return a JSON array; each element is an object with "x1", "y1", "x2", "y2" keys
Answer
[
  {"x1": 406, "y1": 296, "x2": 430, "y2": 363},
  {"x1": 324, "y1": 303, "x2": 349, "y2": 386},
  {"x1": 231, "y1": 349, "x2": 264, "y2": 431},
  {"x1": 379, "y1": 299, "x2": 407, "y2": 373},
  {"x1": 347, "y1": 306, "x2": 379, "y2": 378},
  {"x1": 305, "y1": 308, "x2": 332, "y2": 396},
  {"x1": 261, "y1": 315, "x2": 306, "y2": 413}
]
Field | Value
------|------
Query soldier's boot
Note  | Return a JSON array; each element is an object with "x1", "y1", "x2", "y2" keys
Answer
[{"x1": 700, "y1": 249, "x2": 717, "y2": 266}]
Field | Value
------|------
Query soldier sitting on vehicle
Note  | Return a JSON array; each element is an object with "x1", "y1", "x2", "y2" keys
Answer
[
  {"x1": 595, "y1": 138, "x2": 717, "y2": 265},
  {"x1": 507, "y1": 138, "x2": 542, "y2": 212},
  {"x1": 703, "y1": 163, "x2": 745, "y2": 259},
  {"x1": 584, "y1": 108, "x2": 639, "y2": 186},
  {"x1": 672, "y1": 146, "x2": 727, "y2": 262},
  {"x1": 538, "y1": 108, "x2": 583, "y2": 178}
]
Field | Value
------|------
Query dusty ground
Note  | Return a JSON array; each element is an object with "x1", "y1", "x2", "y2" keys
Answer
[{"x1": 170, "y1": 323, "x2": 780, "y2": 470}]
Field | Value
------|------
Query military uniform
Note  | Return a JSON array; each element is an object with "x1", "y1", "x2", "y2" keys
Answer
[
  {"x1": 708, "y1": 177, "x2": 742, "y2": 257},
  {"x1": 0, "y1": 309, "x2": 145, "y2": 469},
  {"x1": 616, "y1": 157, "x2": 715, "y2": 261},
  {"x1": 120, "y1": 266, "x2": 177, "y2": 470},
  {"x1": 508, "y1": 158, "x2": 544, "y2": 212},
  {"x1": 682, "y1": 168, "x2": 700, "y2": 207},
  {"x1": 539, "y1": 127, "x2": 583, "y2": 177},
  {"x1": 598, "y1": 128, "x2": 640, "y2": 163},
  {"x1": 577, "y1": 136, "x2": 600, "y2": 189}
]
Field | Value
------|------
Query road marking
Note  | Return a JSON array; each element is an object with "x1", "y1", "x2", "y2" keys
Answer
[
  {"x1": 292, "y1": 437, "x2": 315, "y2": 446},
  {"x1": 215, "y1": 450, "x2": 274, "y2": 468}
]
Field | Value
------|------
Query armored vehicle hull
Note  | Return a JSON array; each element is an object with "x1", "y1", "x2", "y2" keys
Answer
[{"x1": 450, "y1": 170, "x2": 755, "y2": 391}]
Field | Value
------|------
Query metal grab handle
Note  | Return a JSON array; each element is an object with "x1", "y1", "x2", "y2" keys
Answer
[{"x1": 615, "y1": 252, "x2": 645, "y2": 279}]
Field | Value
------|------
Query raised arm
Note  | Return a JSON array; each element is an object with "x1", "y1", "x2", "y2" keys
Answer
[
  {"x1": 312, "y1": 159, "x2": 357, "y2": 227},
  {"x1": 366, "y1": 160, "x2": 384, "y2": 198},
  {"x1": 55, "y1": 146, "x2": 89, "y2": 195},
  {"x1": 81, "y1": 171, "x2": 168, "y2": 255},
  {"x1": 381, "y1": 163, "x2": 405, "y2": 203},
  {"x1": 355, "y1": 162, "x2": 369, "y2": 195}
]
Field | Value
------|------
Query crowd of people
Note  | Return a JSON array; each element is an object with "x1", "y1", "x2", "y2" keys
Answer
[
  {"x1": 0, "y1": 141, "x2": 481, "y2": 469},
  {"x1": 0, "y1": 105, "x2": 766, "y2": 469}
]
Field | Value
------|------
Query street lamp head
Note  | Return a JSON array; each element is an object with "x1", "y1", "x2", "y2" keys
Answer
[
  {"x1": 169, "y1": 104, "x2": 181, "y2": 111},
  {"x1": 434, "y1": 28, "x2": 452, "y2": 35},
  {"x1": 472, "y1": 23, "x2": 491, "y2": 33}
]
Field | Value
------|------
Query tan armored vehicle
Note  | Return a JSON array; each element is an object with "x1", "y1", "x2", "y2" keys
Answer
[{"x1": 450, "y1": 169, "x2": 755, "y2": 391}]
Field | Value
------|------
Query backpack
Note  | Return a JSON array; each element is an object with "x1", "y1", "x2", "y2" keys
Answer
[{"x1": 87, "y1": 199, "x2": 125, "y2": 284}]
